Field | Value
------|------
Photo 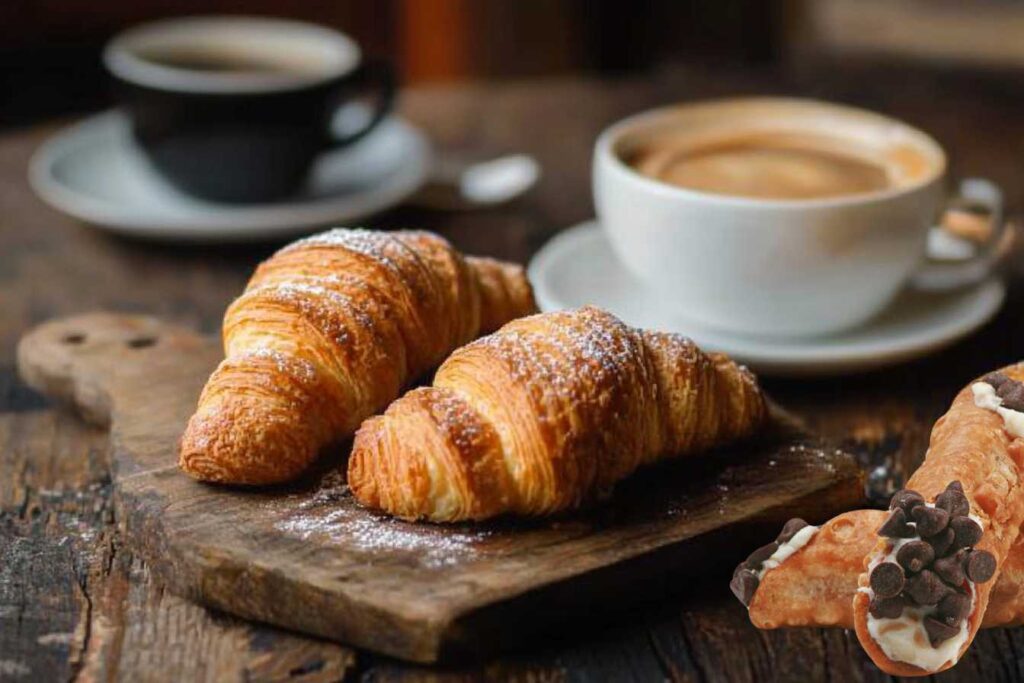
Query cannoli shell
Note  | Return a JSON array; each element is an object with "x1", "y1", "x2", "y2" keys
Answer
[
  {"x1": 854, "y1": 365, "x2": 1024, "y2": 676},
  {"x1": 749, "y1": 509, "x2": 1024, "y2": 629}
]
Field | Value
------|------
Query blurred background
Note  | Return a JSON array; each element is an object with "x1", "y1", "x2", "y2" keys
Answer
[{"x1": 7, "y1": 0, "x2": 1024, "y2": 129}]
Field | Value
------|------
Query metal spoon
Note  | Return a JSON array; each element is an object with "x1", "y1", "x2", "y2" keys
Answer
[{"x1": 409, "y1": 153, "x2": 541, "y2": 210}]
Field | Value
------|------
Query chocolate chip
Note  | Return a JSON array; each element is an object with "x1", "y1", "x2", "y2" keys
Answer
[
  {"x1": 905, "y1": 569, "x2": 950, "y2": 606},
  {"x1": 924, "y1": 616, "x2": 962, "y2": 646},
  {"x1": 998, "y1": 381, "x2": 1024, "y2": 412},
  {"x1": 730, "y1": 568, "x2": 759, "y2": 606},
  {"x1": 936, "y1": 483, "x2": 970, "y2": 518},
  {"x1": 890, "y1": 489, "x2": 925, "y2": 515},
  {"x1": 965, "y1": 550, "x2": 997, "y2": 583},
  {"x1": 878, "y1": 508, "x2": 915, "y2": 539},
  {"x1": 983, "y1": 372, "x2": 1011, "y2": 390},
  {"x1": 744, "y1": 542, "x2": 779, "y2": 570},
  {"x1": 896, "y1": 541, "x2": 935, "y2": 573},
  {"x1": 934, "y1": 550, "x2": 967, "y2": 586},
  {"x1": 938, "y1": 591, "x2": 972, "y2": 624},
  {"x1": 870, "y1": 562, "x2": 906, "y2": 598},
  {"x1": 912, "y1": 505, "x2": 950, "y2": 537},
  {"x1": 869, "y1": 595, "x2": 906, "y2": 619},
  {"x1": 950, "y1": 516, "x2": 983, "y2": 550},
  {"x1": 776, "y1": 518, "x2": 809, "y2": 544},
  {"x1": 926, "y1": 527, "x2": 956, "y2": 558}
]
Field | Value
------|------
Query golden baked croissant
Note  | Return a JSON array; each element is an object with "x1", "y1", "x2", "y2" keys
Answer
[
  {"x1": 179, "y1": 228, "x2": 536, "y2": 485},
  {"x1": 348, "y1": 306, "x2": 767, "y2": 522}
]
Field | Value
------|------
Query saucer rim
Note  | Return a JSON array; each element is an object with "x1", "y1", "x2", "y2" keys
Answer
[
  {"x1": 28, "y1": 110, "x2": 432, "y2": 242},
  {"x1": 528, "y1": 221, "x2": 1006, "y2": 376}
]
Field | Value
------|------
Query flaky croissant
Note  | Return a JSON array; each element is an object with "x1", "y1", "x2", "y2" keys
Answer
[
  {"x1": 348, "y1": 306, "x2": 767, "y2": 521},
  {"x1": 179, "y1": 228, "x2": 536, "y2": 485}
]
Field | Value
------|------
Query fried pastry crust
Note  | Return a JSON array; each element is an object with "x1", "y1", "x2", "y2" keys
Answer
[
  {"x1": 747, "y1": 509, "x2": 1024, "y2": 630},
  {"x1": 852, "y1": 364, "x2": 1024, "y2": 676}
]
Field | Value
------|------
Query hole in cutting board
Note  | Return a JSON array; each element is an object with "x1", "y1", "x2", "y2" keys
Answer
[
  {"x1": 126, "y1": 336, "x2": 157, "y2": 349},
  {"x1": 62, "y1": 332, "x2": 86, "y2": 345}
]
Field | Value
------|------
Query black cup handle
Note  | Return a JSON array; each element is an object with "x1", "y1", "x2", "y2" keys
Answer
[{"x1": 325, "y1": 59, "x2": 396, "y2": 149}]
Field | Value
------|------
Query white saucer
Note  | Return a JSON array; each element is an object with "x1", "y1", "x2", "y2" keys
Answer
[
  {"x1": 29, "y1": 110, "x2": 432, "y2": 242},
  {"x1": 528, "y1": 222, "x2": 1006, "y2": 376}
]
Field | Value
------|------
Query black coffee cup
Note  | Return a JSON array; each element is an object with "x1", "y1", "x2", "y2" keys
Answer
[{"x1": 104, "y1": 16, "x2": 395, "y2": 203}]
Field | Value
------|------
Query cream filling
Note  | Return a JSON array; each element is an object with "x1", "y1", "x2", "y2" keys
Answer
[
  {"x1": 862, "y1": 506, "x2": 983, "y2": 672},
  {"x1": 972, "y1": 382, "x2": 1024, "y2": 437},
  {"x1": 865, "y1": 590, "x2": 973, "y2": 672},
  {"x1": 756, "y1": 524, "x2": 818, "y2": 579}
]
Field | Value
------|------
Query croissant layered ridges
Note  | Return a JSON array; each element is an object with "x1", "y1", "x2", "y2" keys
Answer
[
  {"x1": 348, "y1": 306, "x2": 767, "y2": 522},
  {"x1": 179, "y1": 228, "x2": 536, "y2": 485}
]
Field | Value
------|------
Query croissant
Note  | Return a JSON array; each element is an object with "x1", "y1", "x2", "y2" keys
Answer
[
  {"x1": 179, "y1": 228, "x2": 536, "y2": 485},
  {"x1": 348, "y1": 306, "x2": 767, "y2": 522}
]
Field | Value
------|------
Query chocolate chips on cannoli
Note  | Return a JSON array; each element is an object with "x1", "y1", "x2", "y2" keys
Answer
[
  {"x1": 870, "y1": 482, "x2": 999, "y2": 646},
  {"x1": 926, "y1": 527, "x2": 956, "y2": 557},
  {"x1": 985, "y1": 372, "x2": 1024, "y2": 411},
  {"x1": 870, "y1": 594, "x2": 906, "y2": 619},
  {"x1": 905, "y1": 569, "x2": 950, "y2": 606},
  {"x1": 965, "y1": 549, "x2": 996, "y2": 583},
  {"x1": 896, "y1": 541, "x2": 934, "y2": 573},
  {"x1": 870, "y1": 562, "x2": 905, "y2": 598},
  {"x1": 890, "y1": 489, "x2": 925, "y2": 515},
  {"x1": 745, "y1": 542, "x2": 778, "y2": 569},
  {"x1": 878, "y1": 508, "x2": 915, "y2": 538},
  {"x1": 937, "y1": 591, "x2": 971, "y2": 624},
  {"x1": 730, "y1": 518, "x2": 813, "y2": 607},
  {"x1": 936, "y1": 483, "x2": 970, "y2": 518},
  {"x1": 982, "y1": 371, "x2": 1010, "y2": 390},
  {"x1": 951, "y1": 517, "x2": 983, "y2": 549},
  {"x1": 997, "y1": 380, "x2": 1024, "y2": 412},
  {"x1": 932, "y1": 551, "x2": 966, "y2": 586},
  {"x1": 730, "y1": 567, "x2": 759, "y2": 606},
  {"x1": 924, "y1": 616, "x2": 961, "y2": 647},
  {"x1": 777, "y1": 518, "x2": 809, "y2": 543},
  {"x1": 912, "y1": 505, "x2": 950, "y2": 537}
]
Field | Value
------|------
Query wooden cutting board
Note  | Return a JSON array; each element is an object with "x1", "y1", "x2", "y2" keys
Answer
[{"x1": 17, "y1": 312, "x2": 865, "y2": 663}]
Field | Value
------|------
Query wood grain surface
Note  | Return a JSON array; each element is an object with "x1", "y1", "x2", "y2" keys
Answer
[
  {"x1": 4, "y1": 61, "x2": 1024, "y2": 680},
  {"x1": 15, "y1": 312, "x2": 862, "y2": 663}
]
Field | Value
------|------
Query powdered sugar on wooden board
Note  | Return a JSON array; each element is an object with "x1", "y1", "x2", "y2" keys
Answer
[{"x1": 271, "y1": 471, "x2": 493, "y2": 568}]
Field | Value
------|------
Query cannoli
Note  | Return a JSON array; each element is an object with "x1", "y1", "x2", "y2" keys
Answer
[
  {"x1": 853, "y1": 367, "x2": 1024, "y2": 675},
  {"x1": 732, "y1": 509, "x2": 1024, "y2": 629},
  {"x1": 731, "y1": 366, "x2": 1024, "y2": 675}
]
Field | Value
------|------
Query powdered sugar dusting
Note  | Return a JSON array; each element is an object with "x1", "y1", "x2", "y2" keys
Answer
[
  {"x1": 246, "y1": 347, "x2": 317, "y2": 383},
  {"x1": 284, "y1": 227, "x2": 387, "y2": 253},
  {"x1": 256, "y1": 281, "x2": 372, "y2": 345},
  {"x1": 465, "y1": 306, "x2": 644, "y2": 404},
  {"x1": 281, "y1": 228, "x2": 408, "y2": 272},
  {"x1": 273, "y1": 471, "x2": 492, "y2": 568}
]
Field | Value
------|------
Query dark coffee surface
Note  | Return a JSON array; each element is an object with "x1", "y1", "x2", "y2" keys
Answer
[{"x1": 137, "y1": 47, "x2": 317, "y2": 75}]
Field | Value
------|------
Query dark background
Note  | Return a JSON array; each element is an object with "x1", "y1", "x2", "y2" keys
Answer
[{"x1": 5, "y1": 0, "x2": 1024, "y2": 129}]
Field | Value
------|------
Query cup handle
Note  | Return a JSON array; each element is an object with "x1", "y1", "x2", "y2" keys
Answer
[
  {"x1": 910, "y1": 178, "x2": 1013, "y2": 291},
  {"x1": 324, "y1": 59, "x2": 396, "y2": 149}
]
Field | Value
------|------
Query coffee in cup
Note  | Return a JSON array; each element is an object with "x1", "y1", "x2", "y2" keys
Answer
[
  {"x1": 593, "y1": 98, "x2": 1004, "y2": 337},
  {"x1": 104, "y1": 17, "x2": 394, "y2": 203},
  {"x1": 629, "y1": 131, "x2": 904, "y2": 200}
]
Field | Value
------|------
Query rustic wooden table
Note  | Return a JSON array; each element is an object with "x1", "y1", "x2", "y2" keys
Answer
[{"x1": 3, "y1": 62, "x2": 1024, "y2": 682}]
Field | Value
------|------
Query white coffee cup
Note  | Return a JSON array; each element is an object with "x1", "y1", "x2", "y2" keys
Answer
[{"x1": 593, "y1": 97, "x2": 1005, "y2": 337}]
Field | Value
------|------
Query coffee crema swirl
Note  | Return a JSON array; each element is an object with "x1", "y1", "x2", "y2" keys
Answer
[{"x1": 631, "y1": 133, "x2": 897, "y2": 200}]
